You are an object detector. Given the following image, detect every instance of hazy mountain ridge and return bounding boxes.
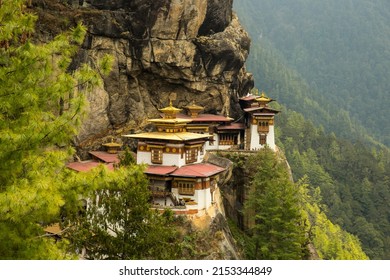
[234,0,390,147]
[234,0,390,259]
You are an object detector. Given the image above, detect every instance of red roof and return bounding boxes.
[170,163,225,178]
[217,123,245,130]
[89,151,120,163]
[145,165,178,176]
[175,113,232,122]
[244,107,280,114]
[66,161,114,172]
[191,114,232,122]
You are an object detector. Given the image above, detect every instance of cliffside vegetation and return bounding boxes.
[249,33,390,260]
[243,37,390,259]
[0,0,106,259]
[63,151,235,260]
[277,108,390,259]
[234,1,390,259]
[224,149,368,260]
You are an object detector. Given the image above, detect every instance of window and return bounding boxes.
[258,120,270,133]
[259,134,267,145]
[185,148,197,163]
[178,181,195,195]
[219,134,237,145]
[151,148,163,164]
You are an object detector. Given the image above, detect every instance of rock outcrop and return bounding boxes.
[32,0,253,154]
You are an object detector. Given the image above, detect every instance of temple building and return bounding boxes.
[239,92,280,151]
[170,101,245,151]
[66,91,279,216]
[123,102,225,215]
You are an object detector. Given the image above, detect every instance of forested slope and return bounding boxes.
[277,108,390,259]
[225,150,368,260]
[234,0,390,147]
[233,0,390,259]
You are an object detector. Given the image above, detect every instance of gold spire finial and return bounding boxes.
[103,137,122,154]
[256,91,272,104]
[159,100,182,119]
[184,101,204,118]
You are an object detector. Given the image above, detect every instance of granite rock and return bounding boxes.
[32,0,254,152]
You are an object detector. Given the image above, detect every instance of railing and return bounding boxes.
[150,189,182,207]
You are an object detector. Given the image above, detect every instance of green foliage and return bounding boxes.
[234,1,390,259]
[117,147,136,167]
[235,0,390,147]
[62,164,227,260]
[296,178,368,260]
[62,165,182,260]
[243,149,308,259]
[226,150,368,260]
[276,107,390,259]
[0,0,100,259]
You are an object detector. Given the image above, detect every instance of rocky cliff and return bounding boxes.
[31,0,253,154]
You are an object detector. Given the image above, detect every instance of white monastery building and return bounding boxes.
[67,92,279,216]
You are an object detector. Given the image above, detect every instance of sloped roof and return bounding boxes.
[161,113,233,122]
[144,163,225,178]
[178,113,233,122]
[145,165,178,176]
[124,131,211,142]
[243,107,280,114]
[66,161,114,172]
[89,151,120,163]
[217,123,245,130]
[170,163,225,178]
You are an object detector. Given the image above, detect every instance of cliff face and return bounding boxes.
[32,0,253,153]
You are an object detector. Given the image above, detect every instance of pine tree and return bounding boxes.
[244,148,307,259]
[62,164,182,260]
[0,0,102,259]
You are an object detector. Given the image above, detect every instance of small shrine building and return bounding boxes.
[239,92,280,151]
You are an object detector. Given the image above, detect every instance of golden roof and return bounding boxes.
[148,118,192,125]
[102,139,122,147]
[123,131,210,142]
[184,101,204,111]
[158,100,182,119]
[255,92,272,103]
[184,101,204,118]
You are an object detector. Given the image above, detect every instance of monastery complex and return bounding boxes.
[67,92,279,216]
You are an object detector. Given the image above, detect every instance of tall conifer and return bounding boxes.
[244,148,307,259]
[0,0,101,259]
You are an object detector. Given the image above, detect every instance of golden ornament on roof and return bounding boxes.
[255,91,272,103]
[184,101,204,118]
[159,100,182,119]
[102,137,122,153]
